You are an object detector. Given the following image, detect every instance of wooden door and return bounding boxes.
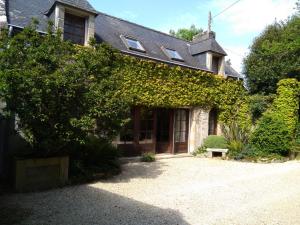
[174,109,189,153]
[156,109,172,153]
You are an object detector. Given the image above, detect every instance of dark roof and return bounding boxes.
[6,0,229,71]
[189,38,227,56]
[7,0,54,31]
[7,0,96,31]
[47,0,98,15]
[94,12,208,70]
[225,62,242,78]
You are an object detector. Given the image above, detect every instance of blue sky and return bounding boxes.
[89,0,297,73]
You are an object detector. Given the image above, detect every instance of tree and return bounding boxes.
[169,25,203,41]
[0,22,129,155]
[243,15,300,94]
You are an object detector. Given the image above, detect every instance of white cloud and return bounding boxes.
[211,0,296,35]
[224,45,249,73]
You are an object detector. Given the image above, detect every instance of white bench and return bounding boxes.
[207,148,228,158]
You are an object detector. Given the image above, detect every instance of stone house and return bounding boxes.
[0,0,242,161]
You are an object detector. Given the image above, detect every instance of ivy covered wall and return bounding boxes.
[117,55,249,126]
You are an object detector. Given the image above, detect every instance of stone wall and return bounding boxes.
[188,107,209,153]
[0,0,7,28]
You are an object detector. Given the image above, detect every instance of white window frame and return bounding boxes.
[120,35,146,53]
[161,46,184,61]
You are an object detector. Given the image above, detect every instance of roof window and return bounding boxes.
[121,35,146,52]
[162,47,184,61]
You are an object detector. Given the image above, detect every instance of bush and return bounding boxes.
[0,23,129,155]
[249,94,275,123]
[203,135,228,149]
[250,114,292,156]
[227,140,244,158]
[249,79,299,158]
[290,123,300,159]
[69,136,121,183]
[141,152,156,162]
[221,121,252,158]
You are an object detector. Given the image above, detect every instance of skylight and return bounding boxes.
[163,47,184,61]
[121,36,146,52]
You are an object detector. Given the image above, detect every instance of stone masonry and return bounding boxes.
[0,0,7,28]
[188,107,209,153]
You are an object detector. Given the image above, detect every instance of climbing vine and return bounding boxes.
[117,55,249,125]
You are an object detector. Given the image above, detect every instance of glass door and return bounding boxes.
[174,109,189,153]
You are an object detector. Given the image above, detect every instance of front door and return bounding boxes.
[156,109,172,153]
[174,109,189,153]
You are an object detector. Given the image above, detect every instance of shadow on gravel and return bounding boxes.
[0,205,32,225]
[110,161,168,183]
[0,185,190,225]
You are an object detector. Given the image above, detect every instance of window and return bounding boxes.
[212,56,220,74]
[122,36,146,52]
[120,110,134,143]
[64,13,86,45]
[139,108,154,142]
[162,47,184,61]
[175,110,188,143]
[208,109,218,135]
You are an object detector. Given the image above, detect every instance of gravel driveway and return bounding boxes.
[1,158,300,225]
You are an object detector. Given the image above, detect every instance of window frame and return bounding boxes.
[138,108,154,144]
[120,35,146,53]
[63,12,87,46]
[161,47,184,62]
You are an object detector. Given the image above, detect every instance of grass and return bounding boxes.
[141,152,156,162]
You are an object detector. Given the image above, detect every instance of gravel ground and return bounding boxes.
[1,158,300,225]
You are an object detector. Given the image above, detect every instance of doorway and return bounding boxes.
[174,109,189,153]
[156,109,172,153]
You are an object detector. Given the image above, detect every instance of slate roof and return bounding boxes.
[190,38,227,56]
[94,12,208,70]
[225,62,242,79]
[7,0,96,31]
[5,0,237,73]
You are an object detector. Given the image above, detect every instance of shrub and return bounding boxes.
[221,121,252,158]
[227,140,244,158]
[290,123,300,159]
[141,152,156,162]
[250,114,292,156]
[203,135,228,149]
[249,94,275,123]
[249,79,299,158]
[221,121,250,144]
[69,136,121,183]
[0,23,129,155]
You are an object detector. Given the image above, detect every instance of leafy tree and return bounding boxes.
[0,22,129,155]
[243,15,300,94]
[169,25,203,41]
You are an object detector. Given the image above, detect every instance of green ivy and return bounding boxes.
[118,55,248,126]
[250,79,300,156]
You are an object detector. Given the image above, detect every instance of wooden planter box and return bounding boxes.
[15,156,69,192]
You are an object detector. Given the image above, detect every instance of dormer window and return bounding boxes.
[162,47,184,61]
[64,13,86,45]
[121,35,146,53]
[212,56,220,74]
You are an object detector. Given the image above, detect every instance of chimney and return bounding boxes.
[192,31,216,43]
[0,0,7,28]
[192,12,216,43]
